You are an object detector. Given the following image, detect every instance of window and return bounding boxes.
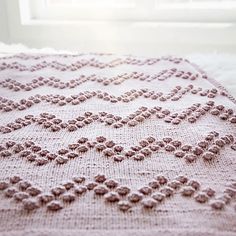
[46,0,136,8]
[20,0,236,23]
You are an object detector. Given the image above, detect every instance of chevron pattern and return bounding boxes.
[0,52,113,61]
[1,101,235,134]
[0,86,222,113]
[0,173,235,212]
[0,56,187,72]
[0,53,236,233]
[0,132,234,165]
[0,69,200,92]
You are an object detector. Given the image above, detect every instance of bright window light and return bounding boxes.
[155,0,236,9]
[20,0,236,23]
[46,0,136,8]
[46,0,236,8]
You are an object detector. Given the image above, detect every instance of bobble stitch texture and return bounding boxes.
[61,193,76,202]
[141,198,157,209]
[14,192,29,201]
[74,186,87,195]
[94,174,106,183]
[210,200,225,210]
[128,192,143,203]
[156,175,168,185]
[47,200,63,211]
[94,185,109,195]
[23,199,39,211]
[138,186,152,195]
[181,186,195,196]
[0,181,9,190]
[104,192,120,202]
[116,186,131,196]
[194,192,209,203]
[152,192,165,202]
[160,186,174,197]
[118,201,131,211]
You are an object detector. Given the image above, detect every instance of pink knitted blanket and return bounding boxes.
[0,53,235,236]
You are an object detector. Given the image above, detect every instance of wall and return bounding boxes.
[0,0,9,43]
[1,0,236,56]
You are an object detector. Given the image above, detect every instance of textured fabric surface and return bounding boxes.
[0,53,236,236]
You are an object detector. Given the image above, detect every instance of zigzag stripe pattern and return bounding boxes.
[0,52,114,60]
[0,173,235,212]
[0,69,200,92]
[0,56,191,72]
[1,101,236,134]
[0,86,222,113]
[0,132,235,165]
[0,52,236,231]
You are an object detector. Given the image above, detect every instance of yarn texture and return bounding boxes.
[0,53,236,236]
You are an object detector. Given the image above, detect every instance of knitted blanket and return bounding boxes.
[0,53,235,236]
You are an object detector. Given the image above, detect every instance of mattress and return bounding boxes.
[0,53,235,236]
